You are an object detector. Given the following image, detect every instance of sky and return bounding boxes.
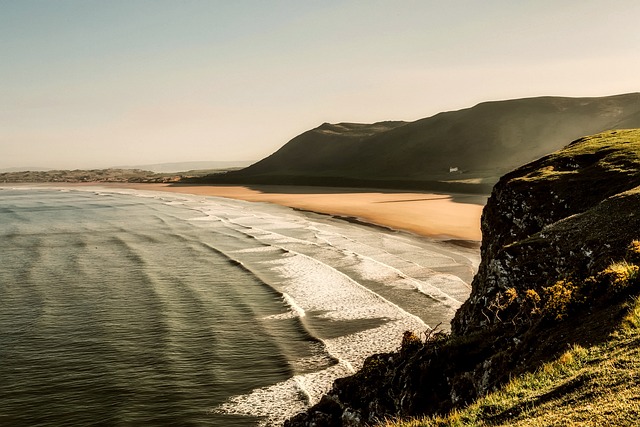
[1,0,639,170]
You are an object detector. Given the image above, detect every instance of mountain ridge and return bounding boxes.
[197,93,640,192]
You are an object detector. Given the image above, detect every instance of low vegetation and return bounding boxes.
[514,129,640,183]
[380,239,640,427]
[380,296,640,427]
[486,241,640,324]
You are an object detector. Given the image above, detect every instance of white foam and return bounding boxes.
[214,363,352,427]
[50,185,478,424]
[187,215,221,221]
[233,246,282,254]
[423,272,472,293]
[268,251,425,323]
[215,215,469,309]
[281,292,306,318]
[213,318,425,426]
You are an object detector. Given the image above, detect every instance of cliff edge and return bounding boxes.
[285,129,640,426]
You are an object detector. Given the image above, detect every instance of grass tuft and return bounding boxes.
[542,279,576,320]
[621,295,640,333]
[600,260,639,293]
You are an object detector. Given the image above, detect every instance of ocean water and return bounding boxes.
[0,186,479,426]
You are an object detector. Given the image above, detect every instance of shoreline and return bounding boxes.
[102,183,486,241]
[1,182,486,241]
[2,181,483,423]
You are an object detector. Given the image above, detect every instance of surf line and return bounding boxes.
[196,207,433,342]
[212,213,430,326]
[198,241,346,370]
[272,246,431,333]
[225,216,463,310]
[199,234,411,375]
[310,227,465,307]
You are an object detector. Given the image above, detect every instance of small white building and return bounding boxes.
[449,166,459,173]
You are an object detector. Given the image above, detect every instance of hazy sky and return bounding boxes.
[1,0,639,169]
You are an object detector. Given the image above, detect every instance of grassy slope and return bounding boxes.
[382,298,640,427]
[512,129,640,184]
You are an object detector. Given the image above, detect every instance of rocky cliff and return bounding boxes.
[454,129,640,334]
[285,129,640,426]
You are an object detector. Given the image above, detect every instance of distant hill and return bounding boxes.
[0,161,253,175]
[0,165,250,184]
[198,93,640,193]
[113,160,254,173]
[0,169,171,183]
[0,166,52,173]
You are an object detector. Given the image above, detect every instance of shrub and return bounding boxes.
[621,295,640,332]
[505,287,518,304]
[542,279,577,320]
[484,288,544,326]
[600,260,639,291]
[510,288,541,324]
[400,331,423,353]
[523,288,542,318]
[359,357,386,381]
[485,287,518,323]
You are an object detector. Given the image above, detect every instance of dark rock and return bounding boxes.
[285,129,640,426]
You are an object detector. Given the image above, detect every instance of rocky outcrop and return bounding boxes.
[453,129,640,334]
[285,129,640,426]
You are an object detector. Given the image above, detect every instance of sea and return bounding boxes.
[0,186,479,426]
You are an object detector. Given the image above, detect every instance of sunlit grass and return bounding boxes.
[514,129,640,183]
[379,297,640,427]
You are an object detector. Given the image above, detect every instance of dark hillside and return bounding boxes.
[239,121,407,176]
[199,93,640,192]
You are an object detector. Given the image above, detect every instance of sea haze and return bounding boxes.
[0,186,478,426]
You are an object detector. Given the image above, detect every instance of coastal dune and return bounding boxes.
[114,183,486,241]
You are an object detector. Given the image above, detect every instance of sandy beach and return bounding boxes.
[99,183,486,241]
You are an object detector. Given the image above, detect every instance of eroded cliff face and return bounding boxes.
[286,130,640,427]
[453,130,640,335]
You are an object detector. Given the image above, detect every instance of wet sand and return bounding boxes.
[104,183,486,241]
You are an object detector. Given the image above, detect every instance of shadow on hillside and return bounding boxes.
[244,184,490,205]
[179,170,496,199]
